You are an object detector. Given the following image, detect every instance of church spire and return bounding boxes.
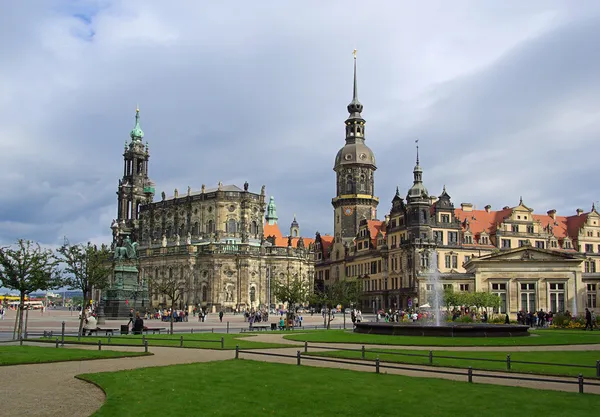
[130,107,144,142]
[345,49,365,143]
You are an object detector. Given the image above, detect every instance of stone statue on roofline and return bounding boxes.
[186,232,192,245]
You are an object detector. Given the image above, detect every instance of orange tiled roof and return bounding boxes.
[367,220,386,247]
[454,206,592,246]
[320,235,334,255]
[263,222,315,248]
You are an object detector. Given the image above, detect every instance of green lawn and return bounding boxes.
[80,360,600,417]
[305,348,600,378]
[0,345,149,366]
[284,329,600,346]
[34,333,291,350]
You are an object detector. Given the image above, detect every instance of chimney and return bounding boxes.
[461,203,473,212]
[484,205,491,213]
[576,208,584,216]
[503,206,510,210]
[547,209,556,219]
[430,196,438,205]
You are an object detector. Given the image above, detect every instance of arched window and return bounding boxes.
[193,222,199,236]
[250,287,256,303]
[359,175,366,192]
[207,220,214,233]
[179,224,185,237]
[251,221,258,235]
[335,266,340,280]
[345,175,353,193]
[292,229,298,237]
[227,219,237,233]
[202,285,207,302]
[166,226,172,238]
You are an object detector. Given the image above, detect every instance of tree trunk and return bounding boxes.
[170,302,174,335]
[78,293,88,337]
[16,294,25,340]
[12,305,20,340]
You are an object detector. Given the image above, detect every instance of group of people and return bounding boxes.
[516,310,554,327]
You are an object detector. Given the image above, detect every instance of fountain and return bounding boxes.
[428,250,443,326]
[354,249,529,337]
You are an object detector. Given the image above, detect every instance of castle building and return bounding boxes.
[314,56,600,317]
[110,110,314,312]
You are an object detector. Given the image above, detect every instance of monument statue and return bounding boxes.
[201,184,206,193]
[260,185,265,195]
[161,191,166,201]
[186,232,192,245]
[218,181,223,191]
[175,234,181,246]
[174,188,179,198]
[243,181,249,191]
[162,234,167,247]
[113,236,138,260]
[187,186,191,196]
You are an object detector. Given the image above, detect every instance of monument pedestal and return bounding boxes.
[103,262,150,320]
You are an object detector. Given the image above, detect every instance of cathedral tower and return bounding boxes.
[332,51,379,244]
[114,108,155,241]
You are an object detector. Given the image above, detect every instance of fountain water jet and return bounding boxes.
[428,250,443,326]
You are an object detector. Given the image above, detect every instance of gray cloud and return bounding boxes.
[1,0,599,246]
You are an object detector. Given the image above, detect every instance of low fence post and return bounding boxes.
[191,328,194,334]
[144,340,148,353]
[180,336,184,348]
[61,321,65,346]
[221,337,224,349]
[376,357,380,374]
[235,345,239,359]
[98,340,102,351]
[227,321,230,334]
[108,335,111,344]
[211,328,214,333]
[596,360,600,378]
[506,354,511,371]
[142,335,145,345]
[361,345,366,360]
[578,374,584,394]
[429,350,433,365]
[55,337,59,348]
[468,367,473,383]
[304,341,308,353]
[19,337,23,346]
[24,331,28,339]
[297,350,301,366]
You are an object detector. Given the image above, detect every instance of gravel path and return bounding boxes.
[0,343,230,417]
[2,334,600,417]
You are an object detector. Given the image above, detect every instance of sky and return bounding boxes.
[1,0,599,248]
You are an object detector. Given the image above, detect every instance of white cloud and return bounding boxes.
[1,0,600,246]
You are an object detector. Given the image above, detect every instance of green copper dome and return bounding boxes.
[130,108,144,141]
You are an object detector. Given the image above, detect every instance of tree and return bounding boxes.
[0,240,59,339]
[310,280,361,329]
[271,273,309,328]
[55,239,112,337]
[154,265,191,334]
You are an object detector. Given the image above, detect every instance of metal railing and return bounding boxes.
[234,346,600,394]
[300,343,600,377]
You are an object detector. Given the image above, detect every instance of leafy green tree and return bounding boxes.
[154,265,191,334]
[310,280,361,329]
[0,240,59,339]
[271,273,309,328]
[55,240,112,336]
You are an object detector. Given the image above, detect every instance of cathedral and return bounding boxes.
[314,54,600,317]
[109,109,314,312]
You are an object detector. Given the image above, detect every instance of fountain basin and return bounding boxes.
[354,322,530,337]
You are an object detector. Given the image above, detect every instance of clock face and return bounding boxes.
[343,207,354,216]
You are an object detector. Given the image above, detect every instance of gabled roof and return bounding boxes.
[263,222,314,248]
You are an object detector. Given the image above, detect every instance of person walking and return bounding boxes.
[585,308,593,331]
[219,310,224,323]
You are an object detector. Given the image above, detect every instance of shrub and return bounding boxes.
[458,315,474,323]
[551,313,570,327]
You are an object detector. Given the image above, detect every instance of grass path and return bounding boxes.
[0,345,149,366]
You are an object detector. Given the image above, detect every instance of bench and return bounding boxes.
[87,328,118,336]
[143,327,166,334]
[251,325,269,331]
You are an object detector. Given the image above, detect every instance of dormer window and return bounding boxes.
[441,214,450,223]
[564,240,572,249]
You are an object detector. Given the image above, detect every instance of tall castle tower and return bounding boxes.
[332,51,379,244]
[113,108,155,242]
[405,143,431,241]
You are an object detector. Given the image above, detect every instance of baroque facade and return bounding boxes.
[110,109,314,312]
[314,55,600,317]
